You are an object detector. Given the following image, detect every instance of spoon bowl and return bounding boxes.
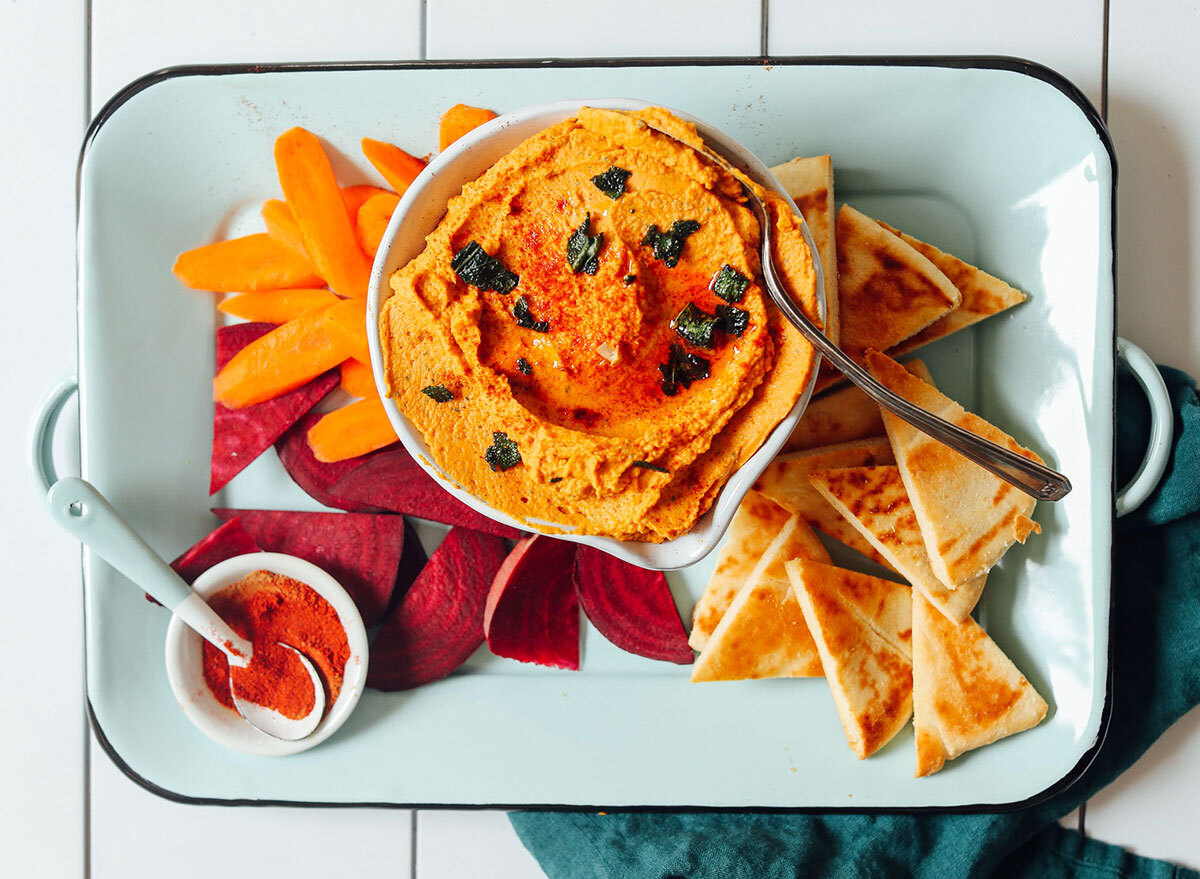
[231,643,327,742]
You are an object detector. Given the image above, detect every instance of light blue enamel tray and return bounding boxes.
[70,59,1115,809]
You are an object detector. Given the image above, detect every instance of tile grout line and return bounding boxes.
[411,811,419,879]
[1100,0,1109,121]
[760,0,769,57]
[82,0,93,874]
[418,0,428,61]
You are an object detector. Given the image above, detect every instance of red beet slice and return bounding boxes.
[330,450,523,539]
[391,518,428,609]
[211,323,339,494]
[484,536,580,670]
[573,546,693,664]
[170,517,262,584]
[367,526,508,691]
[274,410,401,511]
[213,508,406,627]
[148,517,263,603]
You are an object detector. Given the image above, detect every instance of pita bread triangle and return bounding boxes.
[834,205,961,364]
[864,350,1042,588]
[770,155,839,347]
[912,590,1048,776]
[689,491,792,652]
[691,516,829,682]
[809,466,986,624]
[754,437,896,569]
[784,359,933,452]
[786,559,913,758]
[876,220,1027,358]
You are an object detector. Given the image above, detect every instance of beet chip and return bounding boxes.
[368,526,508,691]
[213,508,406,627]
[484,536,580,670]
[275,410,402,511]
[573,546,693,664]
[392,518,429,608]
[211,323,338,494]
[330,450,522,539]
[167,517,261,589]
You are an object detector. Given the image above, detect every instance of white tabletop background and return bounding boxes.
[3,0,1198,875]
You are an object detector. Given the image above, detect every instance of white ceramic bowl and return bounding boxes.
[366,98,826,570]
[164,552,369,756]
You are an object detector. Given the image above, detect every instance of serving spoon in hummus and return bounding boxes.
[642,119,1072,502]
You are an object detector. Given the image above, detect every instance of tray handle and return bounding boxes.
[30,374,78,494]
[1115,338,1173,517]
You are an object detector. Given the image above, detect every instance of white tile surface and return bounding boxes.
[1108,0,1200,377]
[89,738,415,876]
[90,0,423,111]
[768,0,1105,111]
[1082,709,1200,870]
[427,0,762,59]
[417,811,545,879]
[0,0,87,876]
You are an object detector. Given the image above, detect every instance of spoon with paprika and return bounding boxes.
[44,476,327,741]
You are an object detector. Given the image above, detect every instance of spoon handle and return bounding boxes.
[45,476,253,661]
[754,207,1072,502]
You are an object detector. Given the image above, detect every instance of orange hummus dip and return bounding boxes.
[379,106,820,542]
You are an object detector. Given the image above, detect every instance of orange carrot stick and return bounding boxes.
[341,184,391,221]
[274,127,372,298]
[213,304,350,408]
[261,199,307,256]
[361,138,427,196]
[307,396,398,463]
[217,288,340,324]
[356,192,401,258]
[322,296,371,365]
[173,233,322,292]
[340,357,377,398]
[439,104,497,152]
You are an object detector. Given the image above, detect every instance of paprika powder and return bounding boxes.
[202,569,350,720]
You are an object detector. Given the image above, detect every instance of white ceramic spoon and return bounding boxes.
[44,476,325,741]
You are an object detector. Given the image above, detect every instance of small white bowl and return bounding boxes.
[366,98,826,570]
[164,552,369,757]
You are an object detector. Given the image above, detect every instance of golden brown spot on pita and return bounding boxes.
[961,507,1018,563]
[795,191,828,218]
[898,628,911,644]
[992,482,1013,507]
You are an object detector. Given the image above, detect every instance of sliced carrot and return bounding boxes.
[322,296,371,365]
[173,233,322,292]
[217,288,340,324]
[356,192,401,258]
[260,199,307,256]
[341,184,392,221]
[439,104,497,152]
[274,127,373,298]
[213,304,350,408]
[307,396,399,463]
[361,138,427,196]
[340,358,377,398]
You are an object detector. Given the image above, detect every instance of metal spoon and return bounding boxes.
[44,476,326,740]
[644,119,1071,502]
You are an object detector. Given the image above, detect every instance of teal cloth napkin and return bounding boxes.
[509,365,1200,879]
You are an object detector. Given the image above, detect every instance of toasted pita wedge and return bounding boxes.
[784,359,934,452]
[691,516,829,682]
[689,492,792,651]
[809,466,985,623]
[787,559,913,758]
[835,205,960,363]
[864,350,1042,587]
[876,221,1027,357]
[771,155,839,346]
[912,590,1048,776]
[754,437,896,568]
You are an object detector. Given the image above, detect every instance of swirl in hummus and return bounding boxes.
[379,106,820,542]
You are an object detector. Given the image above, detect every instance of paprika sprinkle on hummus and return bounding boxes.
[379,106,821,542]
[201,569,350,720]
